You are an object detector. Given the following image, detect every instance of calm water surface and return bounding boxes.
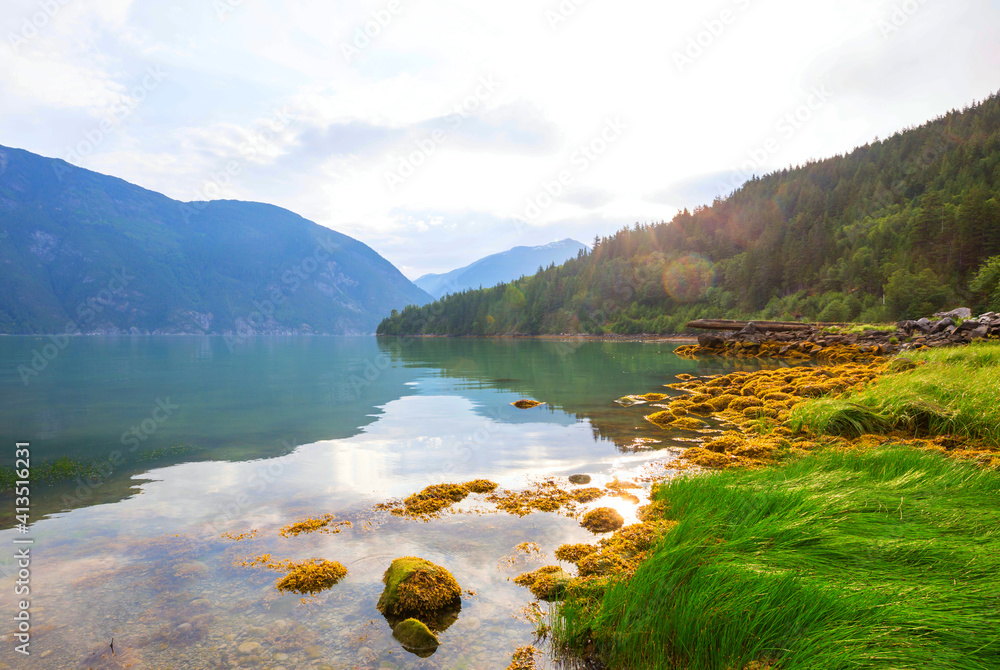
[0,337,790,669]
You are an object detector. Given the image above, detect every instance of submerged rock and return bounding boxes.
[377,557,462,626]
[568,474,592,485]
[512,399,544,409]
[581,507,625,533]
[506,645,541,670]
[392,618,439,657]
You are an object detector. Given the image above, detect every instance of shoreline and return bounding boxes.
[545,339,1000,669]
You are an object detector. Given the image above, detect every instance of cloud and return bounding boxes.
[0,0,998,276]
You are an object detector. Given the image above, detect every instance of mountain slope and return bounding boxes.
[414,239,588,299]
[0,145,432,335]
[379,93,1000,336]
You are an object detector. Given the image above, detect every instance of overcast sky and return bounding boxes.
[1,1,998,278]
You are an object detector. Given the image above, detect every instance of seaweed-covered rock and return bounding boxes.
[513,565,573,601]
[377,557,462,625]
[506,645,541,670]
[581,507,625,533]
[512,399,544,409]
[392,618,439,657]
[275,559,347,594]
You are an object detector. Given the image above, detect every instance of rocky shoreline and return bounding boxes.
[676,309,1000,360]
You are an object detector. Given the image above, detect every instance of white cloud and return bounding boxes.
[0,0,997,276]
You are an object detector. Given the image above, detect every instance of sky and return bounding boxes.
[1,1,998,278]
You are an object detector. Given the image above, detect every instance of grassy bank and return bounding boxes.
[553,447,1000,669]
[790,343,1000,445]
[551,344,1000,669]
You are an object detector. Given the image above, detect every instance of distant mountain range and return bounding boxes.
[414,239,588,299]
[0,145,432,335]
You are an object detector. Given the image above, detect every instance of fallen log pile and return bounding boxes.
[676,309,1000,360]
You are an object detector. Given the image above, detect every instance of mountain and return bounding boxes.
[379,93,1000,337]
[0,145,432,335]
[414,239,588,299]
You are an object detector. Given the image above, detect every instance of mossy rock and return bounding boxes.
[392,618,439,657]
[377,557,462,627]
[581,507,625,533]
[568,473,591,485]
[513,565,573,601]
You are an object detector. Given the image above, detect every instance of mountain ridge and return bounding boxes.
[414,238,588,299]
[0,144,432,335]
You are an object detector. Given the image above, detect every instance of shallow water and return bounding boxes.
[0,336,793,669]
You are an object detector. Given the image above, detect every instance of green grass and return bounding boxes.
[553,447,1000,669]
[790,342,1000,444]
[820,323,898,334]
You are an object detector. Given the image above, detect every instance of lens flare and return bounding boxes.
[662,255,716,303]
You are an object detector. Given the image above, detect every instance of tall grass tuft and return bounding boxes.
[790,342,1000,445]
[553,447,1000,669]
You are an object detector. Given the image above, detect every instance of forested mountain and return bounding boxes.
[379,93,1000,336]
[0,145,432,335]
[414,239,588,299]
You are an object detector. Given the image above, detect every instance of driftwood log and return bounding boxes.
[686,319,848,332]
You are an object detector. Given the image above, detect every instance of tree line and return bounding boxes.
[379,92,1000,337]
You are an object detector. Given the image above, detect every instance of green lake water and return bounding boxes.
[0,336,792,669]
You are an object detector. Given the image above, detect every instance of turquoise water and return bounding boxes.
[0,336,786,669]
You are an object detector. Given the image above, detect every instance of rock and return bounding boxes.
[957,319,979,331]
[934,307,972,320]
[513,565,573,601]
[581,507,625,533]
[568,474,591,485]
[376,557,462,625]
[930,317,954,335]
[915,317,932,331]
[970,325,989,340]
[237,641,261,654]
[697,333,724,348]
[392,618,439,657]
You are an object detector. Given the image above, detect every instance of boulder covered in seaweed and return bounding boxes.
[581,507,625,533]
[512,399,544,409]
[391,618,439,657]
[513,565,573,601]
[377,557,462,627]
